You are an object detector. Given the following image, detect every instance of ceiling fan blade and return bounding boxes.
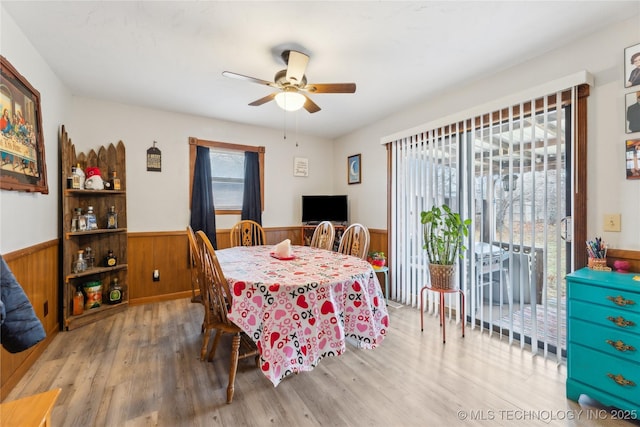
[285,50,309,85]
[222,71,276,87]
[249,93,277,106]
[302,95,321,114]
[304,83,356,93]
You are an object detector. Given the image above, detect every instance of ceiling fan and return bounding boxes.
[222,50,356,113]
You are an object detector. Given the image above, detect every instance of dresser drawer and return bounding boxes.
[568,343,640,405]
[569,318,639,363]
[569,300,640,332]
[570,280,639,313]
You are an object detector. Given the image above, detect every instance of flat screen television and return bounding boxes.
[301,195,348,224]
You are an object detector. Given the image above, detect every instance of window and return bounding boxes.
[189,138,265,214]
[210,148,244,210]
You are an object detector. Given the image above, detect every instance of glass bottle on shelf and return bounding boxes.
[84,246,94,269]
[73,287,84,315]
[73,250,87,273]
[106,206,118,229]
[104,249,117,267]
[109,171,121,190]
[71,208,81,232]
[77,208,87,231]
[72,163,85,189]
[108,278,123,304]
[85,206,98,230]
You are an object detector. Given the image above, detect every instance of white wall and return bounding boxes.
[336,14,640,250]
[2,3,639,254]
[1,3,334,253]
[67,97,334,231]
[0,7,71,253]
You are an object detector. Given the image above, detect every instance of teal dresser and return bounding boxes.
[567,268,640,414]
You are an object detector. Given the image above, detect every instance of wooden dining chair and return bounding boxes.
[229,220,266,247]
[186,225,203,304]
[337,223,370,260]
[309,221,335,251]
[195,230,259,404]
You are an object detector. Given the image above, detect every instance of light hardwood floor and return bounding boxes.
[4,299,638,427]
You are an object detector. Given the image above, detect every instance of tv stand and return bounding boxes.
[301,224,346,250]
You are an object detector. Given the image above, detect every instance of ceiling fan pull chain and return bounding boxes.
[295,110,300,147]
[283,108,287,140]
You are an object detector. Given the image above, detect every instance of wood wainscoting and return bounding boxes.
[606,248,640,273]
[1,240,59,401]
[127,231,192,304]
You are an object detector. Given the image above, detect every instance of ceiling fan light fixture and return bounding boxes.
[275,91,305,111]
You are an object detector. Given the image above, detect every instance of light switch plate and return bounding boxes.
[603,214,621,232]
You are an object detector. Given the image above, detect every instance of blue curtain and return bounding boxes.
[241,151,262,224]
[190,146,217,248]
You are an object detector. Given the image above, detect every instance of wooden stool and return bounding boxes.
[420,285,465,343]
[0,388,61,427]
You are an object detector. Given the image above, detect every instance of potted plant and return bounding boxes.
[367,251,386,269]
[420,204,472,289]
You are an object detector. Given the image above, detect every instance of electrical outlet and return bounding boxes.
[153,269,160,281]
[603,213,621,232]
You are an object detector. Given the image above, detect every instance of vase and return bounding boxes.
[372,259,386,269]
[428,263,456,290]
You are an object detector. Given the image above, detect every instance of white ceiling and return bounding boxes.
[3,1,638,139]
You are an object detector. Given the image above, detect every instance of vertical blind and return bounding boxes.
[385,72,592,361]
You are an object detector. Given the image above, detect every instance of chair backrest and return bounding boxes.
[337,223,370,259]
[309,221,335,250]
[196,230,233,326]
[186,225,204,301]
[230,220,266,247]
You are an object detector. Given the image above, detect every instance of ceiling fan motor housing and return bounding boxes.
[275,69,306,88]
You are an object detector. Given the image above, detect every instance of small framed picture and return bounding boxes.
[626,139,640,180]
[293,157,308,177]
[347,153,361,184]
[624,43,640,88]
[625,91,640,133]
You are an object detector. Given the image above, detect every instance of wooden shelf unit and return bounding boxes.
[60,125,128,330]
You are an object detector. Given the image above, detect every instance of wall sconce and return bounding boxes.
[275,89,305,111]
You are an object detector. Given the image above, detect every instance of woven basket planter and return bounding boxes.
[428,263,456,290]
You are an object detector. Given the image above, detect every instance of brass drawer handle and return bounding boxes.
[606,339,637,352]
[607,316,636,328]
[607,295,636,307]
[607,373,636,387]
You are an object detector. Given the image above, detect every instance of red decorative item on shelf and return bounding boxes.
[613,260,631,273]
[367,252,386,270]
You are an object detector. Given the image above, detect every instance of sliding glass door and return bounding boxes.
[389,87,583,360]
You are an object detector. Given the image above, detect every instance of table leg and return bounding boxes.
[460,289,465,338]
[420,286,426,331]
[440,291,446,343]
[384,270,389,303]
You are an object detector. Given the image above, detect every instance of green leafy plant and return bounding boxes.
[420,204,472,265]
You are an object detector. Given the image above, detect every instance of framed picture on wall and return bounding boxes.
[624,43,640,88]
[625,91,640,134]
[626,139,640,180]
[0,55,48,194]
[347,153,361,184]
[293,157,308,177]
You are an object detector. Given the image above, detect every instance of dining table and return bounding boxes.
[216,244,389,386]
